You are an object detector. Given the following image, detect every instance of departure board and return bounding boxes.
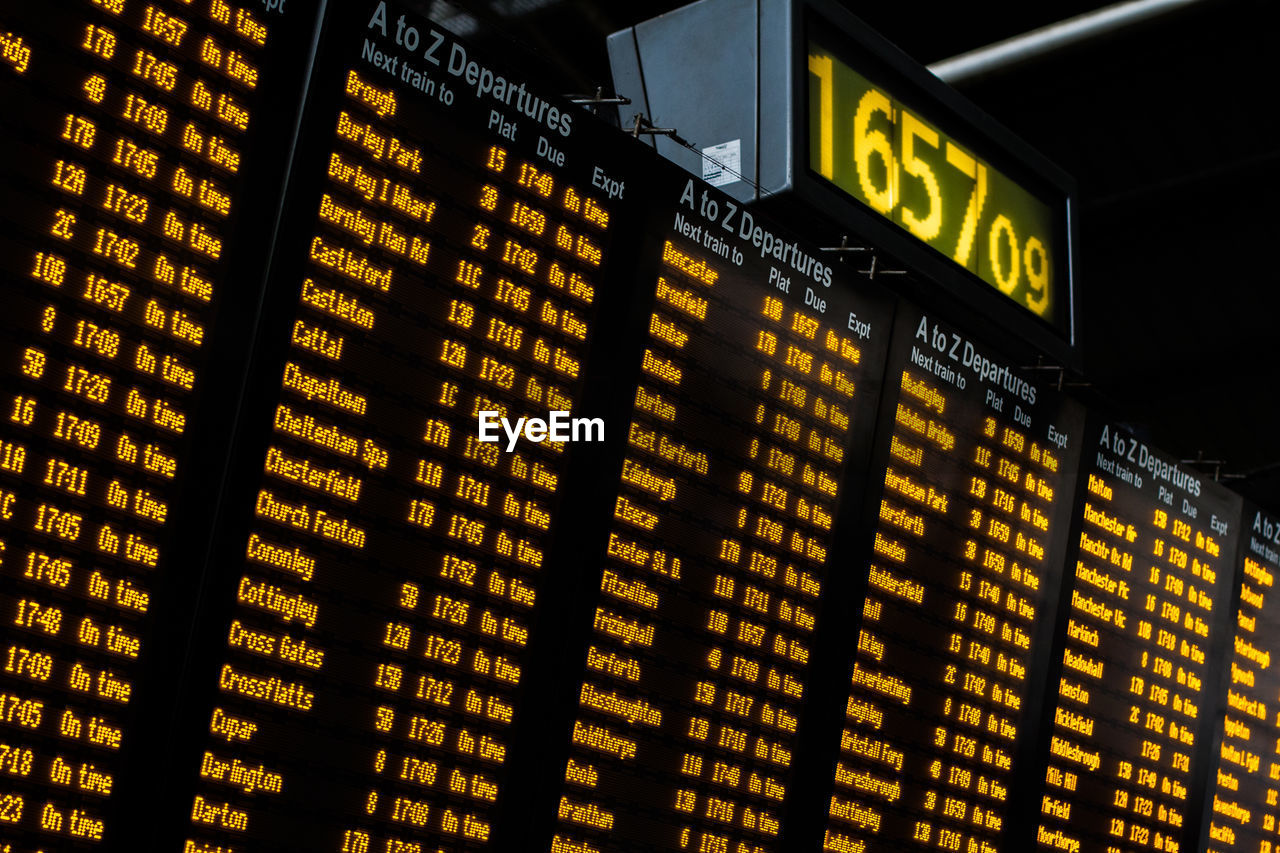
[542,163,894,852]
[162,1,658,849]
[2,3,1278,852]
[1198,504,1280,852]
[1032,423,1240,853]
[816,308,1085,853]
[0,1,318,848]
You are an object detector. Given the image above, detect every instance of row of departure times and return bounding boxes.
[1034,424,1238,852]
[821,309,1085,853]
[178,18,617,847]
[549,191,893,852]
[0,0,293,847]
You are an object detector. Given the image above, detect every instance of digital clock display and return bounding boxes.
[807,35,1062,327]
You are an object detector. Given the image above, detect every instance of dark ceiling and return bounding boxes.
[432,0,1280,506]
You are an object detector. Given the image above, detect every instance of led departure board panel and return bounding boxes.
[817,308,1085,853]
[545,170,893,852]
[1198,504,1280,852]
[0,0,317,847]
[1032,424,1239,853]
[167,2,641,849]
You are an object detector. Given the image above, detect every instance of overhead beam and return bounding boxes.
[928,0,1212,85]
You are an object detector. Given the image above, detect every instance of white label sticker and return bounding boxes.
[701,139,742,187]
